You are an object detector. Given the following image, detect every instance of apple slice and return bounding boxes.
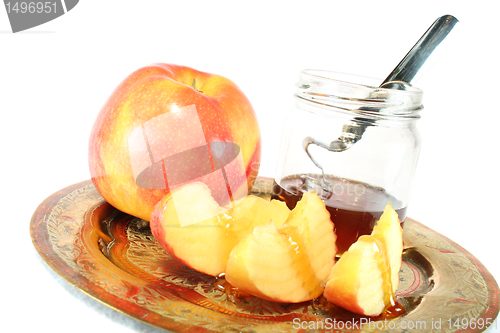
[323,235,392,316]
[150,182,236,276]
[150,181,291,276]
[225,223,324,303]
[371,203,403,293]
[270,199,291,224]
[225,191,337,302]
[285,191,337,283]
[221,195,290,242]
[323,203,403,316]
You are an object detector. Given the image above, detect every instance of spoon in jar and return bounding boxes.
[381,14,459,89]
[306,14,459,153]
[303,14,459,189]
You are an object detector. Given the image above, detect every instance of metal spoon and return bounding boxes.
[303,15,459,187]
[381,14,459,88]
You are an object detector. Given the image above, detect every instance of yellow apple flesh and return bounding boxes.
[150,181,291,276]
[323,203,403,316]
[324,235,391,316]
[371,203,403,292]
[225,223,324,303]
[225,191,337,303]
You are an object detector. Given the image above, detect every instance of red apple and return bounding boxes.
[89,64,261,221]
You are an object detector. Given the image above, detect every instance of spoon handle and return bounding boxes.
[381,15,459,86]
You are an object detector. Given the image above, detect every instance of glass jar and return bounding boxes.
[273,70,423,253]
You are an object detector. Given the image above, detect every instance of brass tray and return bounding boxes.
[31,178,499,332]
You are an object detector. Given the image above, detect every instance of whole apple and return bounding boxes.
[89,64,261,221]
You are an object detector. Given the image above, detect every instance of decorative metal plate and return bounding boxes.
[31,178,499,332]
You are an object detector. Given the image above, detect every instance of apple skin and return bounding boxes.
[323,203,403,316]
[89,64,261,221]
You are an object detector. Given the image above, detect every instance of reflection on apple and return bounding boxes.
[89,64,261,221]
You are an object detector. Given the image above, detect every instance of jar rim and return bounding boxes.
[297,69,423,118]
[300,69,423,93]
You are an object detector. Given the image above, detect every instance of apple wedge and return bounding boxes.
[150,182,234,276]
[150,181,291,276]
[323,235,391,316]
[323,203,403,316]
[222,194,290,242]
[285,191,337,283]
[371,203,403,292]
[225,191,337,302]
[225,223,324,303]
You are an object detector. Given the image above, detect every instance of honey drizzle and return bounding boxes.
[214,274,251,299]
[373,236,395,315]
[213,274,406,319]
[380,300,407,319]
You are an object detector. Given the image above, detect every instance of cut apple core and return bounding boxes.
[323,203,403,316]
[225,191,337,303]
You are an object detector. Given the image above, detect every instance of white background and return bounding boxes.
[1,1,499,332]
